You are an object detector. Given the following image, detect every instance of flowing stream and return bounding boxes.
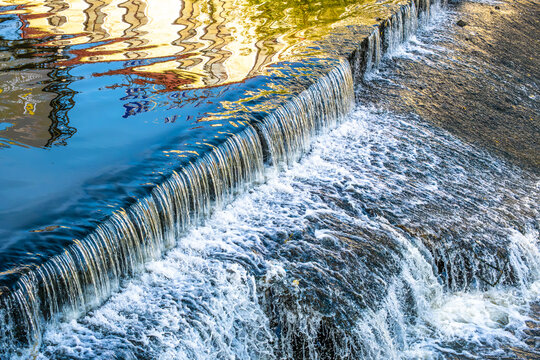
[33,100,539,360]
[0,0,538,358]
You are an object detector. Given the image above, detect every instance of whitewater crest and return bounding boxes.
[31,105,540,359]
[0,55,355,357]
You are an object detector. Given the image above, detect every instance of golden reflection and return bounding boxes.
[0,70,56,148]
[0,0,396,90]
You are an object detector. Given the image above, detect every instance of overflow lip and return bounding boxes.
[0,0,441,352]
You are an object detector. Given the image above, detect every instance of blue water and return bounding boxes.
[1,0,538,358]
[0,0,372,285]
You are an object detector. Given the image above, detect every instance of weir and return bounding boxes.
[0,36,357,355]
[0,125,267,348]
[2,0,533,357]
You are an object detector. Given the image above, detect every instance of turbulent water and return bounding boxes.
[2,0,539,359]
[30,8,540,356]
[32,105,539,359]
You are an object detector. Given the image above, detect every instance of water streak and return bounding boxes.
[256,59,354,166]
[0,125,265,353]
[30,104,539,359]
[3,0,524,358]
[0,55,356,356]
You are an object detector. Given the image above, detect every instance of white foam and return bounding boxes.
[31,5,540,355]
[34,102,539,359]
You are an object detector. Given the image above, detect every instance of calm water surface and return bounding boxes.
[0,0,401,285]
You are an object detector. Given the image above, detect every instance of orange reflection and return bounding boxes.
[0,0,394,90]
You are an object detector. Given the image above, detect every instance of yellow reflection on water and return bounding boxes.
[0,70,56,148]
[0,0,395,90]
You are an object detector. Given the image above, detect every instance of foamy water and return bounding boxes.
[31,103,539,359]
[13,0,538,358]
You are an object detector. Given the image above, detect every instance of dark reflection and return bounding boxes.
[44,66,77,147]
[0,41,76,148]
[0,69,53,148]
[0,4,79,148]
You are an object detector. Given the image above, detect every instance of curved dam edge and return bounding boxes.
[0,0,440,353]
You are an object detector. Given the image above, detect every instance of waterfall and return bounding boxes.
[0,0,465,356]
[359,0,438,79]
[0,126,265,353]
[255,59,354,166]
[319,225,539,359]
[363,29,382,75]
[38,102,537,360]
[0,54,355,358]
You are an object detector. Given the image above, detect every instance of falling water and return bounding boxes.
[255,60,354,166]
[382,0,421,57]
[29,105,539,359]
[356,0,434,78]
[0,125,266,352]
[0,55,355,357]
[1,0,432,355]
[2,0,538,358]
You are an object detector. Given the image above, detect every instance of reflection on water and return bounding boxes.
[0,0,404,327]
[0,58,77,148]
[0,0,390,148]
[1,0,379,88]
[0,69,55,148]
[0,0,393,282]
